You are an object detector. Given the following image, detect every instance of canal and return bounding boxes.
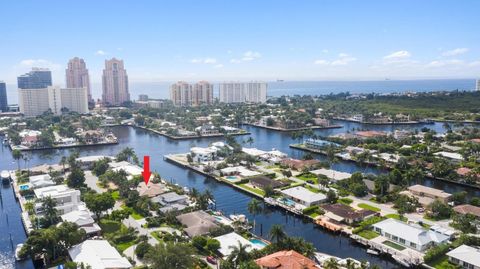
[1,120,479,269]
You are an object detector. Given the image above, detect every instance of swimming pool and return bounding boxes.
[19,184,30,191]
[225,176,239,181]
[281,198,295,207]
[250,238,268,248]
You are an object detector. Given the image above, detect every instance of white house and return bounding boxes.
[214,232,264,257]
[28,174,55,189]
[109,161,144,179]
[68,240,132,269]
[446,244,480,269]
[60,207,101,235]
[433,151,463,162]
[34,185,83,215]
[280,186,327,207]
[311,168,352,182]
[190,146,218,163]
[372,218,449,252]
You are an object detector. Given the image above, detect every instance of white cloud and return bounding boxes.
[214,64,224,69]
[19,59,60,70]
[383,50,411,60]
[190,57,217,64]
[314,59,329,65]
[442,48,469,57]
[230,51,262,63]
[322,49,329,53]
[469,61,480,67]
[95,50,106,55]
[426,59,464,68]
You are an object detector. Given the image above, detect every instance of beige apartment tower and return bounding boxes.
[66,57,92,103]
[102,58,130,106]
[170,81,214,106]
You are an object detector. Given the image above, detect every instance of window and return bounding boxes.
[399,239,405,244]
[410,242,416,248]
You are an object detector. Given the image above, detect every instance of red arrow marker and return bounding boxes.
[142,155,151,185]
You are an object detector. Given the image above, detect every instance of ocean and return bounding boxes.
[4,79,476,104]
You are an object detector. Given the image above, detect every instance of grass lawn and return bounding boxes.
[238,184,265,197]
[382,240,406,251]
[309,212,320,218]
[358,203,381,212]
[111,190,120,200]
[121,205,145,220]
[304,185,321,193]
[357,230,379,240]
[297,173,318,184]
[428,255,459,269]
[385,214,407,222]
[338,198,353,205]
[116,241,135,252]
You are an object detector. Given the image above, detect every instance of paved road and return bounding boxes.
[84,171,106,193]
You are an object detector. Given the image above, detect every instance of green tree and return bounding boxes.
[67,166,85,188]
[41,196,59,227]
[206,238,221,253]
[144,242,195,269]
[84,192,115,219]
[269,224,286,243]
[12,149,23,170]
[248,198,262,231]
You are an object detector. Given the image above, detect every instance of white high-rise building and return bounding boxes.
[18,86,89,117]
[18,88,50,117]
[66,57,92,104]
[48,86,89,115]
[219,82,267,103]
[476,79,480,91]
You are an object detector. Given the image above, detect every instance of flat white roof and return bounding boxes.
[447,245,480,267]
[77,155,112,163]
[373,219,449,246]
[69,240,131,269]
[433,151,463,160]
[310,168,351,181]
[220,166,261,177]
[214,232,262,257]
[110,161,143,176]
[281,186,327,204]
[34,185,77,199]
[242,147,267,157]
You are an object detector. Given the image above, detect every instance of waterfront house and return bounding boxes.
[214,232,263,257]
[176,210,219,237]
[220,166,262,178]
[190,146,218,163]
[195,124,220,135]
[321,203,378,224]
[109,161,144,179]
[446,244,480,269]
[68,240,132,269]
[77,130,104,144]
[372,218,449,252]
[255,250,318,269]
[60,208,101,236]
[355,130,387,139]
[402,184,452,206]
[76,155,112,170]
[28,174,55,189]
[136,182,167,197]
[34,185,83,215]
[304,138,340,150]
[152,191,189,206]
[249,176,287,189]
[29,163,64,175]
[310,168,352,182]
[280,186,326,208]
[280,158,320,171]
[453,204,480,219]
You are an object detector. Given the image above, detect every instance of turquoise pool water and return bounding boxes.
[282,198,295,206]
[19,185,30,191]
[250,238,268,248]
[225,176,238,181]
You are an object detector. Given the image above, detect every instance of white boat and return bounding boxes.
[15,243,24,260]
[367,249,379,255]
[1,170,10,183]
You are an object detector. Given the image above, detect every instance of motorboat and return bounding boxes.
[15,243,24,260]
[367,249,379,255]
[1,170,10,184]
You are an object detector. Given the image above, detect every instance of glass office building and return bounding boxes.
[17,68,52,89]
[0,81,7,112]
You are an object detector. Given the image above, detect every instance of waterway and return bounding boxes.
[1,120,479,269]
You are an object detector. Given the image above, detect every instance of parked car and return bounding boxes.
[207,256,217,265]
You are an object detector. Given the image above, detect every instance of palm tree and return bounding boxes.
[247,198,262,231]
[12,149,22,170]
[227,242,250,266]
[59,156,67,172]
[323,258,340,269]
[269,224,286,243]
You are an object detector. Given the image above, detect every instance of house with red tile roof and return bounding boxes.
[255,250,319,269]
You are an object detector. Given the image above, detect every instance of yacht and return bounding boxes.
[15,244,24,261]
[1,170,10,184]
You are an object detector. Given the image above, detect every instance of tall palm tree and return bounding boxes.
[269,224,286,243]
[227,242,250,266]
[247,198,262,231]
[12,149,22,170]
[59,156,67,172]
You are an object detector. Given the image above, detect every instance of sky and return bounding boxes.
[1,0,480,85]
